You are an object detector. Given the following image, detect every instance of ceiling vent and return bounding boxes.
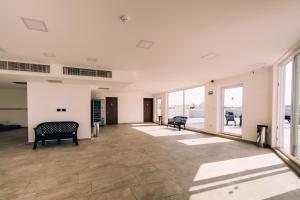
[98,87,110,90]
[0,60,50,73]
[47,80,63,83]
[136,40,154,49]
[63,66,112,78]
[13,82,27,85]
[21,17,48,32]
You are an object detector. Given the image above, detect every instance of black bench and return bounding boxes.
[33,121,79,149]
[167,116,187,131]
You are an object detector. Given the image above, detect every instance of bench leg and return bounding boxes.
[42,139,45,146]
[33,140,38,150]
[57,139,61,145]
[73,136,79,146]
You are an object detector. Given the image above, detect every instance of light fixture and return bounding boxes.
[21,17,48,32]
[43,52,55,57]
[47,80,63,83]
[201,53,219,60]
[87,57,97,62]
[136,40,155,49]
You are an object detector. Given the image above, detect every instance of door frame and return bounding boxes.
[221,84,244,137]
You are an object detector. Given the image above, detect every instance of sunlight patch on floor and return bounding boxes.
[189,167,289,192]
[189,170,300,200]
[177,137,233,146]
[132,125,196,137]
[193,153,283,181]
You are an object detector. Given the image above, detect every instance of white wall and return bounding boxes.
[27,82,91,142]
[205,67,273,142]
[154,67,273,143]
[0,88,27,127]
[92,91,153,123]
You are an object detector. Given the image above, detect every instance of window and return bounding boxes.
[156,98,162,122]
[277,54,300,159]
[282,61,293,153]
[168,91,184,118]
[184,87,205,129]
[168,86,205,129]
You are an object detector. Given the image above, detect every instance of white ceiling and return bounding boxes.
[0,0,300,93]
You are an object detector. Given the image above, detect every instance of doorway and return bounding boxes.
[106,97,118,125]
[222,85,243,136]
[144,98,153,122]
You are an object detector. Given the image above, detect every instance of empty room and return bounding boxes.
[1,0,300,199]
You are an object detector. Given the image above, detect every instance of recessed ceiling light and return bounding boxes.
[87,57,97,62]
[21,17,48,32]
[98,87,109,90]
[13,82,27,85]
[47,80,63,83]
[43,52,55,57]
[136,40,154,49]
[201,53,219,60]
[0,47,5,52]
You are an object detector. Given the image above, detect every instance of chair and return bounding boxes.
[225,111,236,126]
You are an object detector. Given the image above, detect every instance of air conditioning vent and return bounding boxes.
[63,66,112,78]
[0,60,50,73]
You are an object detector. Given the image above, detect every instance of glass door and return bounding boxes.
[156,98,162,123]
[223,86,243,136]
[278,54,300,159]
[282,61,293,153]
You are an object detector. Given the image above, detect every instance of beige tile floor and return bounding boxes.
[0,124,300,200]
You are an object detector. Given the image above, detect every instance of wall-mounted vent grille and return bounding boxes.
[63,67,112,78]
[0,60,50,73]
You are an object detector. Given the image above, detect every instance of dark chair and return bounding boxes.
[285,115,291,123]
[167,116,187,131]
[225,111,236,126]
[33,121,79,149]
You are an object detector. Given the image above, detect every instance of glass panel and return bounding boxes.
[184,86,205,129]
[168,91,184,118]
[156,99,162,122]
[223,86,243,135]
[283,61,293,153]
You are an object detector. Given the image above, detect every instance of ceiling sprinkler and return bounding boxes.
[120,15,130,23]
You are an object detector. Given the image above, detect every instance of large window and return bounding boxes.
[156,98,162,122]
[184,87,205,129]
[168,91,184,118]
[282,61,293,153]
[168,86,205,129]
[278,54,300,159]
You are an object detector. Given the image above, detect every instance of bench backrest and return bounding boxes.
[35,121,79,135]
[174,116,188,124]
